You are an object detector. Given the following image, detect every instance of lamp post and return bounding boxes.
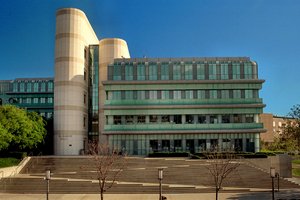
[276,172,280,192]
[45,170,51,200]
[270,167,275,200]
[158,168,163,200]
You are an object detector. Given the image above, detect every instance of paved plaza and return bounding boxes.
[1,190,300,200]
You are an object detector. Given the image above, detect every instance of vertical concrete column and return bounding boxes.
[206,139,211,150]
[98,38,130,144]
[255,133,260,152]
[254,114,259,123]
[194,115,198,124]
[145,115,150,123]
[182,115,186,124]
[54,8,98,155]
[206,115,210,124]
[242,137,247,152]
[108,116,114,125]
[217,115,222,123]
[182,140,186,151]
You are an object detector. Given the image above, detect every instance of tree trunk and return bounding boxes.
[100,192,103,200]
[216,187,219,200]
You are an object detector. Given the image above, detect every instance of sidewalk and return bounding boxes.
[1,190,300,200]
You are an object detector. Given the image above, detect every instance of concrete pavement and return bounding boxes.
[1,190,300,200]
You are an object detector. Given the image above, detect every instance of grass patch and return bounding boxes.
[292,159,300,164]
[0,157,20,168]
[293,168,300,177]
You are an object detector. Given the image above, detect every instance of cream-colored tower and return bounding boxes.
[98,39,130,142]
[54,8,98,155]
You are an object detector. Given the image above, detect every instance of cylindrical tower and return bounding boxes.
[98,38,130,143]
[54,8,98,155]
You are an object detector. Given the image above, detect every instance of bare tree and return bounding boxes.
[86,142,126,200]
[205,151,241,200]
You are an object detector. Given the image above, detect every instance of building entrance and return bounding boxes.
[186,139,195,154]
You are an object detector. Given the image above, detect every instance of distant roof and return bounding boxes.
[14,77,53,81]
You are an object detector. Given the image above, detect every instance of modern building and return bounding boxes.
[0,78,54,118]
[104,57,265,155]
[2,8,268,156]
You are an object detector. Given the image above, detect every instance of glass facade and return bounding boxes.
[108,59,258,81]
[108,133,259,155]
[88,45,99,139]
[104,58,264,155]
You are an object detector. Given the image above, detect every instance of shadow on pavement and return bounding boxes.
[227,190,300,200]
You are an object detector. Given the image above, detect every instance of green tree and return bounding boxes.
[269,104,300,152]
[0,105,46,151]
[0,123,12,150]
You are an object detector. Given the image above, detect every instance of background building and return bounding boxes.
[260,113,294,144]
[0,78,54,118]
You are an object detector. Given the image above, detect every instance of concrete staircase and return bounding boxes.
[0,156,299,194]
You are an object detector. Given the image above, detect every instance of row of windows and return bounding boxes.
[40,112,53,119]
[107,89,258,100]
[108,62,257,81]
[13,81,54,93]
[17,97,53,104]
[108,114,256,125]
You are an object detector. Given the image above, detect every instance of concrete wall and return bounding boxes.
[98,38,130,143]
[247,154,292,178]
[54,8,98,155]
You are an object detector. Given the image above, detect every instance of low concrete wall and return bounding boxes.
[0,157,31,179]
[246,154,292,178]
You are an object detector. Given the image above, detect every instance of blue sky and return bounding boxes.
[0,0,299,116]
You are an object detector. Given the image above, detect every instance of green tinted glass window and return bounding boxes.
[244,63,253,79]
[232,63,240,79]
[220,64,229,80]
[173,90,181,99]
[161,90,169,99]
[26,83,32,92]
[125,64,133,80]
[149,64,157,80]
[149,91,157,99]
[33,82,39,92]
[113,65,121,80]
[245,90,253,98]
[185,90,193,99]
[13,82,18,92]
[48,82,53,92]
[197,90,205,99]
[161,63,169,80]
[173,63,181,80]
[125,91,133,99]
[112,91,121,100]
[197,64,205,80]
[137,91,145,99]
[233,90,241,98]
[41,82,46,92]
[209,64,217,80]
[184,63,193,80]
[209,90,218,99]
[20,82,25,92]
[221,90,230,98]
[137,64,145,80]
